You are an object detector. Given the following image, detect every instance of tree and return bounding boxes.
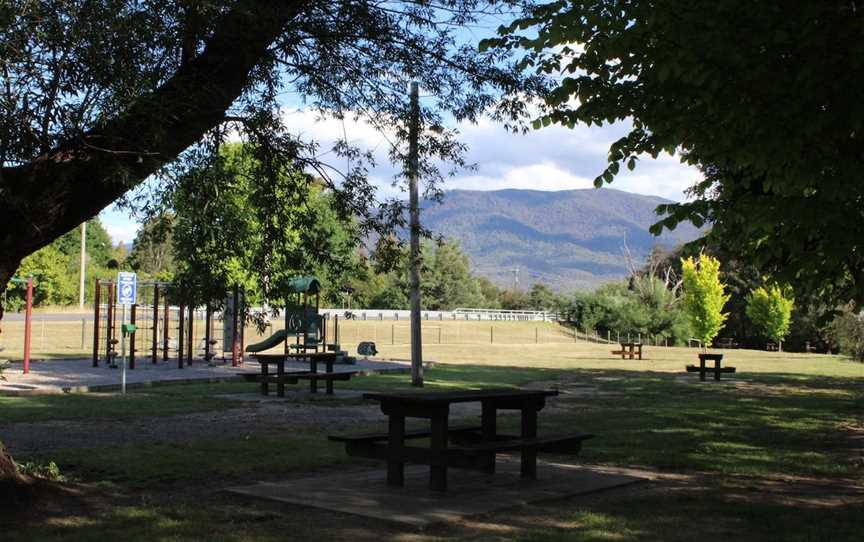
[423,241,485,311]
[681,255,730,349]
[487,1,864,305]
[4,245,75,310]
[746,284,794,351]
[168,144,360,310]
[1,0,539,291]
[528,283,557,312]
[54,219,114,269]
[129,214,176,277]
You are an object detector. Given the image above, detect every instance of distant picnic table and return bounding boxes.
[329,388,593,491]
[686,353,736,381]
[612,342,642,360]
[246,352,355,395]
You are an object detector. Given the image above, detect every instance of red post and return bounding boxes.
[163,299,169,361]
[22,277,33,374]
[178,304,185,369]
[106,281,115,363]
[93,279,101,367]
[152,284,159,364]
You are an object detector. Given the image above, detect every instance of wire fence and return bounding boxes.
[0,315,678,361]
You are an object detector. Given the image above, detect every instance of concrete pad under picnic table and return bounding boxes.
[226,459,644,527]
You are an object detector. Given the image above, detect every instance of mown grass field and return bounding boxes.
[1,326,862,541]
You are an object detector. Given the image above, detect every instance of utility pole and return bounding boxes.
[79,222,87,311]
[408,81,423,387]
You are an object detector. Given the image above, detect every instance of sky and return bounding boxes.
[99,110,702,244]
[98,13,702,245]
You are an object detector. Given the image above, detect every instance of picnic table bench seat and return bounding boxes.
[331,429,593,470]
[238,371,357,383]
[454,432,594,455]
[685,365,736,374]
[328,424,482,444]
[687,353,736,381]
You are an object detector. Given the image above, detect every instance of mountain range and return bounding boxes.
[422,188,702,291]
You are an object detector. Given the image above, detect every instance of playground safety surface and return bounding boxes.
[0,357,412,395]
[227,459,645,527]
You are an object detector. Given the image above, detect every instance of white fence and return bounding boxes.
[318,307,557,322]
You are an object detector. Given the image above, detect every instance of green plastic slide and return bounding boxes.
[245,329,289,353]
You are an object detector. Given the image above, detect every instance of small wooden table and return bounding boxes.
[686,353,736,381]
[336,389,593,492]
[252,351,344,396]
[618,342,642,360]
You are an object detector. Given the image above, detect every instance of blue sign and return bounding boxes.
[117,272,137,306]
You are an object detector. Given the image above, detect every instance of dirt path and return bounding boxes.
[0,393,527,455]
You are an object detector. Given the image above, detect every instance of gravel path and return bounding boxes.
[0,393,531,455]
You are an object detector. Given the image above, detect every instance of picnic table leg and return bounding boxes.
[387,415,405,487]
[325,358,334,395]
[714,358,722,381]
[277,360,285,397]
[430,414,449,491]
[699,359,706,382]
[638,345,642,360]
[261,362,269,396]
[310,356,318,393]
[481,400,497,473]
[520,407,538,479]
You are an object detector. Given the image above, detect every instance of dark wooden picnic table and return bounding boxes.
[253,351,345,396]
[686,353,736,381]
[331,388,592,491]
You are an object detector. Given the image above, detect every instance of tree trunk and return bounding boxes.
[0,0,308,493]
[0,442,31,505]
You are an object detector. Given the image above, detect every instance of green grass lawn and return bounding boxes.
[2,352,863,541]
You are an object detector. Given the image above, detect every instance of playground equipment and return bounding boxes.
[245,276,342,356]
[92,279,231,370]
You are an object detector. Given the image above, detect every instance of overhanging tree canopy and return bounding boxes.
[486,1,864,305]
[0,0,543,298]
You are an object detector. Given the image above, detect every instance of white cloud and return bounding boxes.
[99,210,140,244]
[452,161,594,191]
[276,106,701,202]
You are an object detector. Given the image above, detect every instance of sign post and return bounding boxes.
[117,272,137,395]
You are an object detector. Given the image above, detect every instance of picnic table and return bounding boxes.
[686,353,736,381]
[329,388,593,491]
[249,351,353,396]
[612,342,642,360]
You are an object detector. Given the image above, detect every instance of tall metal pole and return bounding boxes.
[79,222,86,311]
[408,82,423,387]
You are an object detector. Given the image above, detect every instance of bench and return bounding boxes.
[331,428,593,475]
[686,365,736,375]
[687,353,736,381]
[329,424,481,444]
[239,370,357,394]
